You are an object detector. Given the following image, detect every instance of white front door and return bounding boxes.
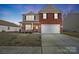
[41,24,60,33]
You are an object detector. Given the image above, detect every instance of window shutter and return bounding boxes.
[52,13,54,19]
[34,16,36,20]
[41,13,43,19]
[46,13,48,19]
[58,13,61,19]
[58,13,59,19]
[25,15,26,20]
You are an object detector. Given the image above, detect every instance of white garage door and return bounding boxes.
[41,24,60,33]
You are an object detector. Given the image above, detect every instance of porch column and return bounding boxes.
[32,23,33,30]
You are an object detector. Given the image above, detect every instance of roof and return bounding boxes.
[23,11,37,15]
[39,4,61,13]
[0,20,19,27]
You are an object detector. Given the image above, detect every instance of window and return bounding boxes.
[26,15,34,21]
[54,13,58,19]
[7,27,10,30]
[25,25,32,30]
[43,13,47,19]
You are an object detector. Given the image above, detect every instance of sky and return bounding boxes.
[0,4,79,24]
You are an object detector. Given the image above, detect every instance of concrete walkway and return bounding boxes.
[41,34,79,54]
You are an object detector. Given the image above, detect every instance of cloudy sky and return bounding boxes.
[0,4,79,24]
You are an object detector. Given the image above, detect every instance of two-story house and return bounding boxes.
[20,5,62,33]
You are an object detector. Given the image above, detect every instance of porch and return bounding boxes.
[21,22,41,33]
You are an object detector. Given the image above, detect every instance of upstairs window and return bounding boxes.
[43,13,47,19]
[26,15,34,21]
[54,13,58,19]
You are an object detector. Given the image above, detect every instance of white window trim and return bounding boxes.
[43,13,47,19]
[54,13,58,19]
[26,15,34,21]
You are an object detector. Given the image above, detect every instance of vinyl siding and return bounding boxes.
[0,25,20,32]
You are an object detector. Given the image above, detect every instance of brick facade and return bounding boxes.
[39,13,62,24]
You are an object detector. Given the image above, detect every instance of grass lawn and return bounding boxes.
[0,32,41,46]
[63,32,79,38]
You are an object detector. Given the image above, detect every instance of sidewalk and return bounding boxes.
[0,46,41,54]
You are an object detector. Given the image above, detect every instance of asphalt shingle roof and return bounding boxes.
[39,4,61,13]
[0,20,19,27]
[23,11,37,15]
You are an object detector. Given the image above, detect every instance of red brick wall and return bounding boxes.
[39,13,62,24]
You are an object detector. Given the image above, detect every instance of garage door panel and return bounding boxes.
[41,24,60,33]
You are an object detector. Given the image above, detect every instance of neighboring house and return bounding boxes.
[20,5,62,33]
[0,20,20,32]
[63,12,79,32]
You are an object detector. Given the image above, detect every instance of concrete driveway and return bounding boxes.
[41,33,79,54]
